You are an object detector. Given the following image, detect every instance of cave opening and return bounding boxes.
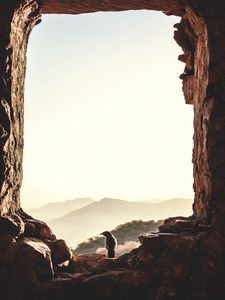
[2,1,225,299]
[21,10,194,249]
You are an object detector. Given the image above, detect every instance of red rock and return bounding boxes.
[69,253,105,273]
[0,232,16,262]
[16,238,54,282]
[23,218,56,241]
[0,214,24,237]
[46,239,72,265]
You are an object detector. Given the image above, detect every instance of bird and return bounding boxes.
[100,231,117,258]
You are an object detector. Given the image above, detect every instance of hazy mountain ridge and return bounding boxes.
[51,197,192,223]
[27,197,95,221]
[46,197,193,247]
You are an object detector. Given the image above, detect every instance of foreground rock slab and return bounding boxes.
[16,238,54,282]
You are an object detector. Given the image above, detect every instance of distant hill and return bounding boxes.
[28,197,95,221]
[136,198,163,203]
[138,198,193,215]
[49,197,193,247]
[74,219,163,255]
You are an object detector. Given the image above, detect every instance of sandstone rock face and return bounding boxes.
[39,0,184,15]
[0,209,72,299]
[0,0,41,215]
[22,218,55,240]
[1,0,225,299]
[0,232,16,263]
[69,253,107,273]
[0,214,24,237]
[16,238,54,282]
[46,239,73,265]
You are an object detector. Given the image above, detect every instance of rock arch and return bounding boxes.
[0,1,225,299]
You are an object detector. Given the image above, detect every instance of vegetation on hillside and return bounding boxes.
[74,219,163,254]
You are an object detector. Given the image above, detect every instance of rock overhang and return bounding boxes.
[39,0,186,16]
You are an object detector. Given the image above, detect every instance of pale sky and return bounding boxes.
[21,10,194,209]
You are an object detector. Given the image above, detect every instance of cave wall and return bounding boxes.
[201,3,225,231]
[39,0,185,15]
[173,5,210,222]
[0,0,41,215]
[180,1,225,227]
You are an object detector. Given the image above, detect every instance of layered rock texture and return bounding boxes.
[0,0,225,299]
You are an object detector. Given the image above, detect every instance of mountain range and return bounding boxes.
[28,197,94,221]
[32,197,193,247]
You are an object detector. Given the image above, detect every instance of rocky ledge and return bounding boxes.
[31,228,225,300]
[1,210,225,300]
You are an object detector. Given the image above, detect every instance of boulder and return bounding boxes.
[80,270,150,300]
[159,217,211,234]
[0,214,24,237]
[46,239,72,265]
[139,232,196,254]
[23,218,56,241]
[16,238,54,283]
[69,253,105,273]
[0,232,16,262]
[128,247,153,270]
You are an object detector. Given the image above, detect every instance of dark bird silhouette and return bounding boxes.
[101,231,117,258]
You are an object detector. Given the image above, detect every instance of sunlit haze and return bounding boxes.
[21,10,194,209]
